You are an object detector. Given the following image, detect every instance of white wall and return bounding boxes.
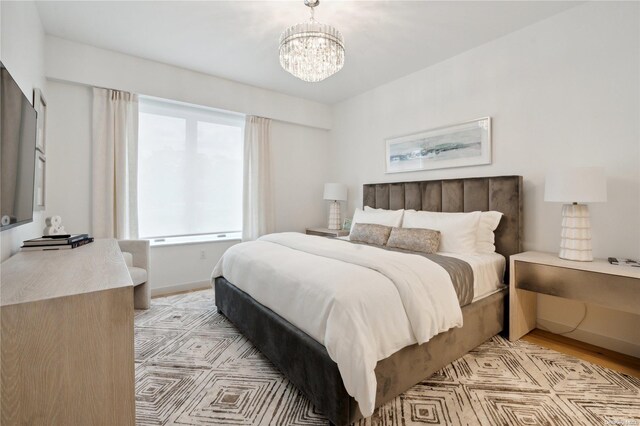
[45,36,331,130]
[45,79,331,293]
[271,120,330,233]
[44,82,92,233]
[329,2,640,355]
[148,240,238,295]
[0,1,46,261]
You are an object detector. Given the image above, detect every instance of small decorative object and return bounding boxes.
[43,215,66,236]
[544,167,607,262]
[279,0,345,82]
[385,117,491,173]
[342,218,352,232]
[323,183,347,230]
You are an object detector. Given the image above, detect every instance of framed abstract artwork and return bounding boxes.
[33,88,47,154]
[34,153,46,211]
[385,117,491,173]
[33,88,47,209]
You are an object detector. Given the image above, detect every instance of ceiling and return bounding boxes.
[35,1,578,104]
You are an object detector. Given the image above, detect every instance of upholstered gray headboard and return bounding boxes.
[363,176,523,279]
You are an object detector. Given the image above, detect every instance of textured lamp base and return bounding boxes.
[559,203,593,262]
[327,201,341,230]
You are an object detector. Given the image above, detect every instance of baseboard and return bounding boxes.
[151,280,211,297]
[537,318,640,358]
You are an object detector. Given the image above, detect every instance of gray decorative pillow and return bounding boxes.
[349,223,392,246]
[386,227,441,253]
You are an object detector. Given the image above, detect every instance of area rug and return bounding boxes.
[135,289,639,425]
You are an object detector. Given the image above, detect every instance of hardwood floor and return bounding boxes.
[522,328,640,378]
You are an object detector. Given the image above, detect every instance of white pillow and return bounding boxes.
[351,208,404,237]
[477,211,503,253]
[402,210,481,254]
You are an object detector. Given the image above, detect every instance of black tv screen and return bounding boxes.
[1,62,37,231]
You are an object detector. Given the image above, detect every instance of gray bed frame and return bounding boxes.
[215,175,523,425]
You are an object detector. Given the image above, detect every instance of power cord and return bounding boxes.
[538,303,588,335]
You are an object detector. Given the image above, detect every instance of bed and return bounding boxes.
[213,175,523,425]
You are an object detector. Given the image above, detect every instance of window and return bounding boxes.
[138,97,244,243]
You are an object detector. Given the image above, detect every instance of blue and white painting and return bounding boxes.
[385,117,491,173]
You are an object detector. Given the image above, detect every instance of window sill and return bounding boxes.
[148,233,242,247]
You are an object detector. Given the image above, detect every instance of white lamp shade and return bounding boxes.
[544,167,607,203]
[323,183,347,201]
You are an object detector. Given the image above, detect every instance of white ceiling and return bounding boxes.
[35,1,578,104]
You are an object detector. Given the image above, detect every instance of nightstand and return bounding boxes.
[305,227,349,238]
[509,251,640,341]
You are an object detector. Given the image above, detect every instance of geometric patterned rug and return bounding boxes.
[135,289,640,425]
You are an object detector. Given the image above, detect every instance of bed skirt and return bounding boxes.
[214,277,507,425]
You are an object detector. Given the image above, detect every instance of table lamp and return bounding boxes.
[323,183,347,230]
[544,167,607,261]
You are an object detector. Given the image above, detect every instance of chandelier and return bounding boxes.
[279,0,345,83]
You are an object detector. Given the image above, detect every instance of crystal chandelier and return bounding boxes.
[279,0,345,83]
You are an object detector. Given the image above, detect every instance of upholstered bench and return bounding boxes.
[118,240,151,310]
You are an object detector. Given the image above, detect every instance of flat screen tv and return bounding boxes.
[1,62,37,231]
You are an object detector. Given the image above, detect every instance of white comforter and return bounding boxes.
[211,232,462,417]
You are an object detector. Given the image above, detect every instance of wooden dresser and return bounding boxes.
[0,239,135,425]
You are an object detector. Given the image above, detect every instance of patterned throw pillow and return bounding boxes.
[349,223,392,246]
[386,227,441,253]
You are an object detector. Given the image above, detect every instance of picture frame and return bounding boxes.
[34,153,46,211]
[33,88,47,154]
[342,218,352,232]
[385,117,491,174]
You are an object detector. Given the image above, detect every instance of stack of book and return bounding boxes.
[21,234,94,251]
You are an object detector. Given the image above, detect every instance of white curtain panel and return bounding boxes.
[242,116,274,241]
[92,88,139,239]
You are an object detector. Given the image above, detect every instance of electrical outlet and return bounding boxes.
[200,250,206,260]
